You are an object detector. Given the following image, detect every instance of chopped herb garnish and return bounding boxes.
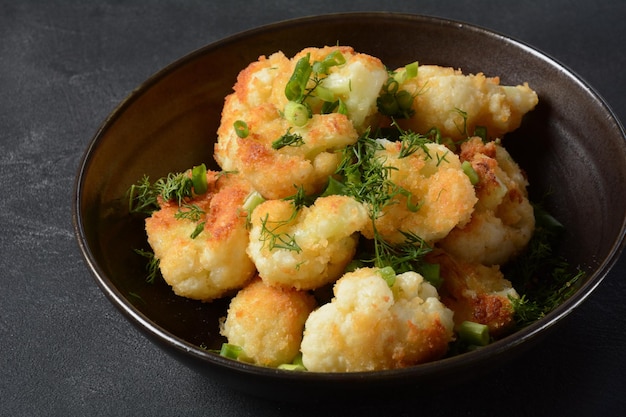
[133,248,160,284]
[234,120,249,138]
[505,205,585,327]
[272,129,305,150]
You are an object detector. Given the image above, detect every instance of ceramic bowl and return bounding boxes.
[73,12,626,401]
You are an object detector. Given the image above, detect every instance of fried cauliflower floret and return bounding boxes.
[439,137,535,265]
[428,250,518,336]
[247,195,369,290]
[214,46,388,199]
[394,64,538,141]
[361,140,477,244]
[300,267,454,372]
[220,277,316,367]
[145,172,255,301]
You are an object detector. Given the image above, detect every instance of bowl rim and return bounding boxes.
[72,11,626,382]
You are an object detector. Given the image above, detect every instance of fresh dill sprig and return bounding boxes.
[133,248,160,284]
[331,131,433,273]
[174,203,205,222]
[505,205,585,327]
[258,212,302,253]
[127,175,159,215]
[272,129,305,150]
[283,185,315,211]
[153,172,194,206]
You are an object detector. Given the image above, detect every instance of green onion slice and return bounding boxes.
[234,120,249,138]
[461,160,479,185]
[219,343,243,360]
[458,321,490,346]
[378,266,396,287]
[284,101,310,127]
[285,54,312,102]
[191,163,208,195]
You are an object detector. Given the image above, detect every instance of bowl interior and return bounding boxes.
[74,12,626,393]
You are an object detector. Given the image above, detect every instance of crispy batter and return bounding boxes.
[439,137,534,265]
[247,195,369,290]
[394,65,538,141]
[300,267,454,372]
[361,140,477,244]
[220,277,316,367]
[214,46,387,199]
[428,250,518,336]
[145,172,255,301]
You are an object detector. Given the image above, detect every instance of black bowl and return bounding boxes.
[73,12,626,401]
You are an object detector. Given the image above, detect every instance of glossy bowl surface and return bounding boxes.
[73,12,626,400]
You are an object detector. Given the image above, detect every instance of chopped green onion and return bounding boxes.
[285,54,312,101]
[458,321,490,346]
[219,343,243,360]
[395,90,414,112]
[234,120,249,138]
[191,163,208,195]
[243,190,265,214]
[462,160,479,185]
[474,126,488,142]
[312,50,346,75]
[419,262,442,288]
[284,101,310,127]
[404,61,419,80]
[314,85,335,102]
[278,353,307,371]
[190,221,205,239]
[378,266,396,287]
[377,93,399,116]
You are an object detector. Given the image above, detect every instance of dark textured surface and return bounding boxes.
[2,1,625,416]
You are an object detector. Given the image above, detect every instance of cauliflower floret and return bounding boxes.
[247,195,369,290]
[394,64,538,141]
[361,140,477,244]
[439,137,535,265]
[220,277,316,367]
[214,46,388,199]
[145,172,255,301]
[428,250,519,336]
[300,267,454,372]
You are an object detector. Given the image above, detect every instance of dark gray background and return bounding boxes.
[1,1,625,416]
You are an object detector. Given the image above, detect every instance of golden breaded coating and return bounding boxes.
[214,46,388,199]
[394,65,538,141]
[247,195,369,290]
[361,140,477,244]
[220,277,316,367]
[145,172,255,301]
[428,250,518,336]
[439,138,535,265]
[300,267,454,372]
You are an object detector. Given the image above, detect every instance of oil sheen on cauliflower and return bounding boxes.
[393,64,538,141]
[361,139,477,245]
[439,137,535,265]
[145,172,256,301]
[220,277,316,367]
[300,267,454,372]
[214,46,388,199]
[247,195,369,290]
